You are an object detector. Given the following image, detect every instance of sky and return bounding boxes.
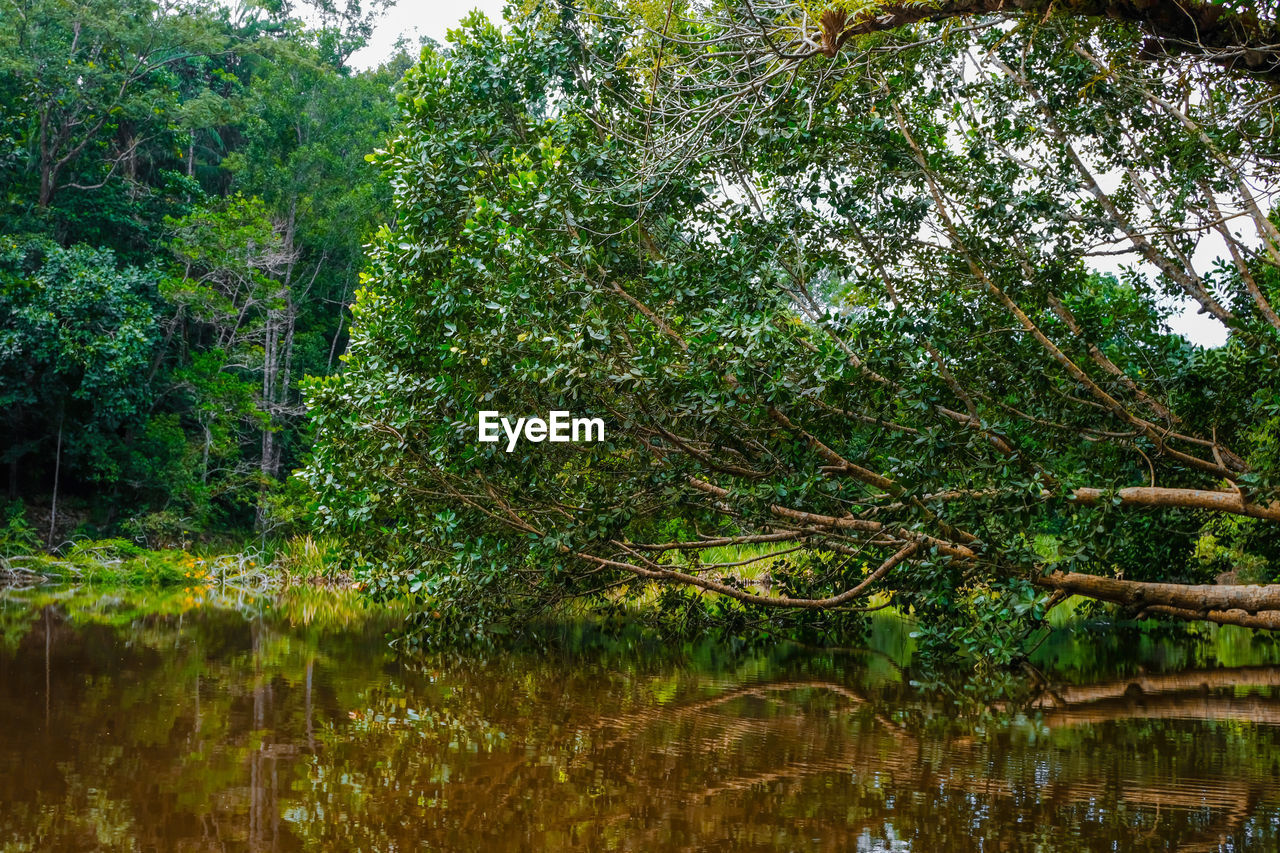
[348,0,507,69]
[1098,242,1230,348]
[344,1,1233,348]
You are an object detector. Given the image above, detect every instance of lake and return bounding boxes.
[2,585,1279,851]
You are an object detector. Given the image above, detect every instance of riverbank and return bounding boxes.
[0,535,350,591]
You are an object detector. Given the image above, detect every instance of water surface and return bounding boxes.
[2,586,1280,851]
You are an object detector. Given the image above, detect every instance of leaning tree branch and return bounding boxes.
[577,540,918,609]
[1035,570,1280,629]
[817,0,1280,82]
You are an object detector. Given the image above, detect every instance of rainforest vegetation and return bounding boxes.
[6,0,1280,660]
[0,0,408,550]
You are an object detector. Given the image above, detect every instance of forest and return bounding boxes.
[1,0,408,549]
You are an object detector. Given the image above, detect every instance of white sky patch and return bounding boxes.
[348,0,507,68]
[1075,159,1236,349]
[1093,238,1233,349]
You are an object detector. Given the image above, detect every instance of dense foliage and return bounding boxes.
[0,0,404,544]
[304,2,1280,653]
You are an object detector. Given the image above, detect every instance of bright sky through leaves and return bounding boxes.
[349,0,507,69]
[347,1,1230,348]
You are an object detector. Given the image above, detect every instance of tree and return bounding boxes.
[0,238,157,537]
[162,195,299,524]
[301,0,1280,652]
[221,32,403,527]
[0,0,229,239]
[226,35,402,476]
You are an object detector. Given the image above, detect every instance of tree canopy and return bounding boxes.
[303,0,1280,654]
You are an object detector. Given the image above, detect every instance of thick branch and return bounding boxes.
[1035,570,1280,616]
[579,541,917,608]
[685,476,980,560]
[832,1,1280,82]
[1071,486,1280,521]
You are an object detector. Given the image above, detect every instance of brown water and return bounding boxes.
[3,587,1280,851]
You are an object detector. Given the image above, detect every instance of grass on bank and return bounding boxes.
[0,534,348,591]
[0,526,1164,643]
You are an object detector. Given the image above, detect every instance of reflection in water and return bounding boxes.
[2,587,1280,851]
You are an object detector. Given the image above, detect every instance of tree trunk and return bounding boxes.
[326,306,345,372]
[1071,486,1280,522]
[256,306,278,531]
[202,420,211,485]
[255,203,299,530]
[1035,570,1280,629]
[47,416,62,549]
[37,109,55,209]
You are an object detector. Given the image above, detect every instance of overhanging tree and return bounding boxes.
[303,2,1280,648]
